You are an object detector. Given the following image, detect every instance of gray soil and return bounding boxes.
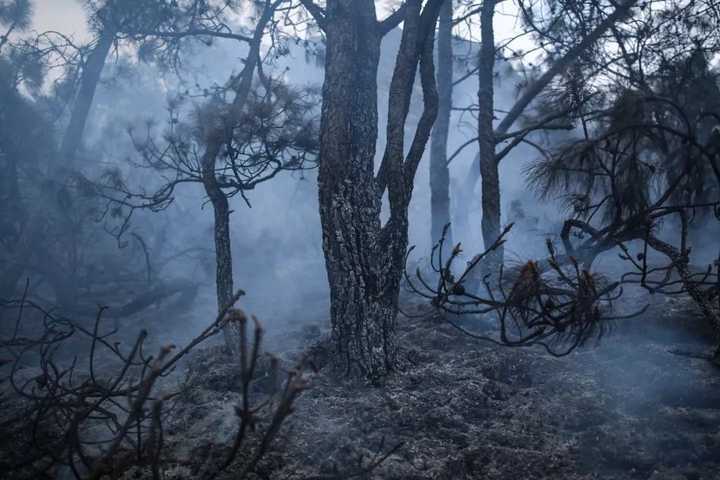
[160,293,720,479]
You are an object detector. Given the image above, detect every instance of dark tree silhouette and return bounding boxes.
[102,75,320,348]
[300,0,446,378]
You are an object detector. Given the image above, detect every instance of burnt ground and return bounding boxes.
[157,292,720,480]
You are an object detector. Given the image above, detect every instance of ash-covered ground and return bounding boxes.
[153,292,720,480]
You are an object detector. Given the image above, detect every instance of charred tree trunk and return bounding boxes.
[317,0,441,378]
[318,1,388,377]
[201,144,235,314]
[478,0,501,271]
[429,0,453,251]
[59,27,116,171]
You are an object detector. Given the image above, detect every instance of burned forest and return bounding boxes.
[2,0,720,478]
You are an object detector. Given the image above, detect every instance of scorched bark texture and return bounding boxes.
[313,0,443,378]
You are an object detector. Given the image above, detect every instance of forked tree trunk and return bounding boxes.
[318,0,441,378]
[429,0,453,250]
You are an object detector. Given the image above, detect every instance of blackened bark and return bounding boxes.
[201,143,234,313]
[59,28,116,171]
[430,0,453,251]
[478,0,501,270]
[318,0,386,377]
[317,0,441,378]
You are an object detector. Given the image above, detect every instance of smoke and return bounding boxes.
[71,27,327,345]
[8,5,718,477]
[66,13,578,348]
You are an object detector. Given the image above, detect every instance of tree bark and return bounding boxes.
[429,0,453,251]
[478,0,501,271]
[201,143,235,312]
[318,0,387,377]
[59,28,116,172]
[317,0,441,378]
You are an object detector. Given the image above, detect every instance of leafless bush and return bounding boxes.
[0,289,307,479]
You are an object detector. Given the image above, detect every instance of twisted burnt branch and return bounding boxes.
[0,289,308,479]
[406,223,643,356]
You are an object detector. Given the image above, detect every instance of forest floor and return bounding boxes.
[158,291,720,480]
